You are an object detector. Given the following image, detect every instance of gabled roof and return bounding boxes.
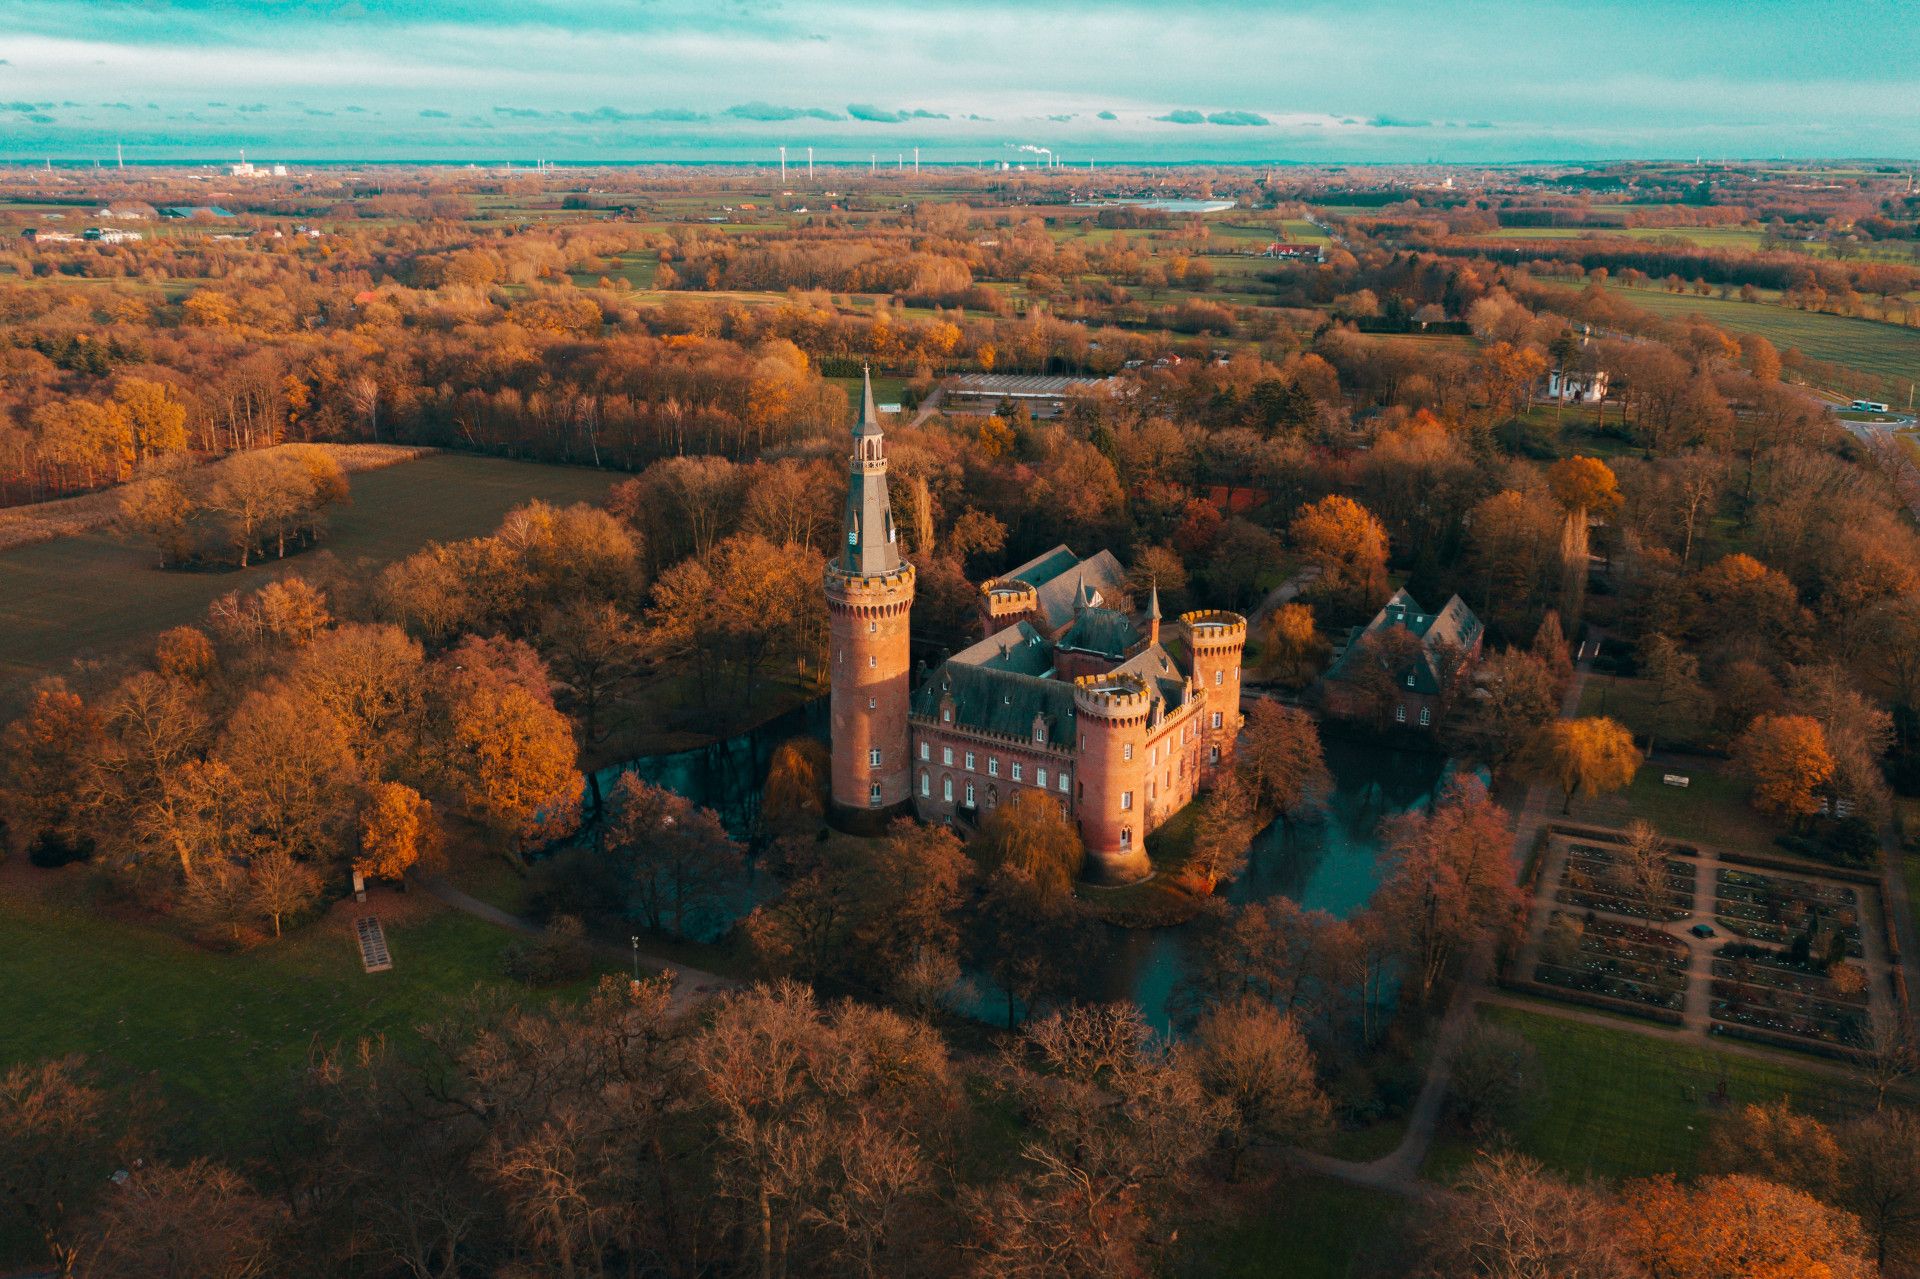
[912,659,1078,743]
[1057,606,1140,659]
[1327,589,1483,691]
[948,621,1054,677]
[999,544,1081,590]
[1110,642,1191,715]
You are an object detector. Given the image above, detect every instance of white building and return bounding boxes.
[1547,369,1610,403]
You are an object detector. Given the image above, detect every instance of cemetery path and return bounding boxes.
[421,874,739,1010]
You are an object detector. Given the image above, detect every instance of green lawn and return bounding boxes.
[1178,1174,1409,1279]
[0,453,615,682]
[1426,1003,1865,1183]
[0,871,612,1159]
[1547,281,1920,390]
[1565,760,1782,852]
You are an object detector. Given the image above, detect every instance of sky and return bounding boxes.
[0,0,1916,165]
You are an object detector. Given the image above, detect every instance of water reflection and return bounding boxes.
[1078,736,1454,1032]
[593,706,1453,1032]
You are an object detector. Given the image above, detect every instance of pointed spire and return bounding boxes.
[857,364,882,437]
[1147,578,1161,621]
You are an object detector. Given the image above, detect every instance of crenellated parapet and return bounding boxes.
[825,560,916,619]
[980,576,1039,627]
[1181,609,1248,651]
[1072,671,1154,725]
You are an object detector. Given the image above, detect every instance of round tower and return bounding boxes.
[980,577,1039,635]
[1071,672,1153,884]
[826,370,916,819]
[1182,610,1248,769]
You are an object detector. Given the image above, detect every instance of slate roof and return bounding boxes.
[1327,589,1483,693]
[1057,606,1141,658]
[1110,643,1191,717]
[913,633,1082,741]
[947,621,1054,677]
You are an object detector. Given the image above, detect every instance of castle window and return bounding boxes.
[1215,670,1223,686]
[1012,762,1024,782]
[1058,773,1070,793]
[1121,827,1133,849]
[1395,705,1407,723]
[920,742,929,761]
[1037,767,1048,788]
[943,708,951,723]
[943,776,953,802]
[942,746,953,766]
[869,782,881,806]
[964,781,975,807]
[869,656,877,668]
[1405,673,1416,688]
[1121,791,1133,811]
[988,757,999,777]
[868,697,876,709]
[869,620,876,633]
[869,748,882,767]
[1149,781,1156,799]
[1122,743,1133,761]
[1211,711,1223,730]
[965,751,976,771]
[1420,706,1432,726]
[920,771,930,797]
[1210,746,1221,764]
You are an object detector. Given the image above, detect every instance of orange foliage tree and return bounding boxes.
[1289,495,1389,615]
[1734,713,1836,827]
[356,781,435,883]
[1523,716,1639,814]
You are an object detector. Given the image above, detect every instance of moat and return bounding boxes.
[599,703,1452,1032]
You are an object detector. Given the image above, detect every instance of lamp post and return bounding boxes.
[630,935,640,982]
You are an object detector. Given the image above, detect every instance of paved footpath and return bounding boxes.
[421,874,739,1010]
[1300,634,1603,1197]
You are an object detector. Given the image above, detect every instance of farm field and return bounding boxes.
[1490,224,1920,261]
[1425,1003,1866,1182]
[1543,279,1920,388]
[0,452,615,684]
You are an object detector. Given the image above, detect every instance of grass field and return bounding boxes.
[1566,759,1783,852]
[1426,1003,1865,1182]
[1548,280,1920,390]
[0,452,615,683]
[1181,1174,1409,1278]
[0,866,610,1159]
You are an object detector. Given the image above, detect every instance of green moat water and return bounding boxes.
[601,707,1452,1030]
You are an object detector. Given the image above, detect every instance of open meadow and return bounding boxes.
[0,452,615,686]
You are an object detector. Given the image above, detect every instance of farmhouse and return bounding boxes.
[1323,588,1484,730]
[825,372,1244,883]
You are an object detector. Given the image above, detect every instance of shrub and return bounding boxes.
[28,827,95,868]
[502,914,594,986]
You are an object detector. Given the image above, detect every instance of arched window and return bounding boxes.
[942,775,953,803]
[919,770,930,797]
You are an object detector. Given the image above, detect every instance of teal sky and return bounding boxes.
[1,0,1915,163]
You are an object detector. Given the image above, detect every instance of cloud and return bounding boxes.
[1156,109,1206,125]
[1207,110,1269,126]
[1366,115,1431,128]
[566,106,708,122]
[235,103,269,113]
[1047,112,1075,122]
[841,104,950,123]
[725,101,840,121]
[1097,110,1117,120]
[419,108,451,117]
[493,106,545,118]
[101,101,131,110]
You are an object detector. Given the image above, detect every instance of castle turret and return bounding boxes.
[1071,672,1153,884]
[1146,580,1162,647]
[1182,610,1247,770]
[826,369,915,816]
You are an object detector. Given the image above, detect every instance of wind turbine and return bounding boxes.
[779,145,786,184]
[807,146,813,178]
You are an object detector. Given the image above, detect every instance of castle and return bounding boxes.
[825,372,1246,884]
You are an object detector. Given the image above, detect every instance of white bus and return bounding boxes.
[1852,399,1892,413]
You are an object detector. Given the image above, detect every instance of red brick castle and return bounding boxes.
[826,372,1246,884]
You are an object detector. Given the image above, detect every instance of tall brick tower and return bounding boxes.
[1183,609,1248,769]
[825,369,915,817]
[1071,672,1153,885]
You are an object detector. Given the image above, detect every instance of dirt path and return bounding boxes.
[420,874,738,1010]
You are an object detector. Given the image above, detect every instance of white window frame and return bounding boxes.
[965,751,975,771]
[869,747,882,767]
[988,757,999,777]
[942,746,953,766]
[919,741,929,761]
[1211,711,1223,729]
[1036,767,1048,788]
[965,780,976,806]
[1121,791,1133,811]
[1122,742,1133,761]
[1012,762,1024,782]
[942,776,953,802]
[1057,773,1070,793]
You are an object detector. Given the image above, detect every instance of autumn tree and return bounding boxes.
[1233,699,1331,823]
[0,1057,125,1279]
[1546,455,1619,625]
[1615,1174,1874,1279]
[1,680,102,853]
[969,789,1086,899]
[356,781,435,883]
[1640,631,1712,754]
[1522,716,1639,814]
[603,772,742,939]
[1257,601,1328,687]
[1185,769,1261,891]
[1290,495,1390,616]
[1461,649,1561,777]
[1181,997,1330,1179]
[761,736,831,837]
[1733,713,1836,827]
[1418,1152,1632,1279]
[442,673,581,861]
[1373,779,1518,1000]
[538,598,639,743]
